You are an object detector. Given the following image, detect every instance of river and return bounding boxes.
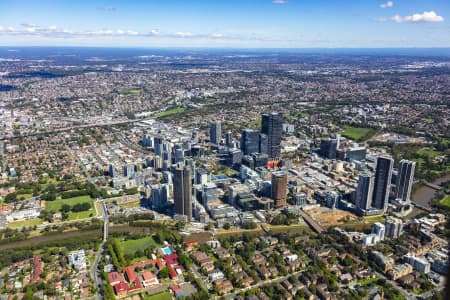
[412,174,450,209]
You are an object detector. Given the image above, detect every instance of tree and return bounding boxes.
[175,221,186,230]
[61,204,71,213]
[223,223,231,230]
[159,267,170,279]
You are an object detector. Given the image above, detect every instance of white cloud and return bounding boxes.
[211,33,224,38]
[0,24,272,43]
[174,31,193,38]
[390,11,444,23]
[380,1,393,9]
[147,29,160,36]
[0,24,161,38]
[272,0,288,4]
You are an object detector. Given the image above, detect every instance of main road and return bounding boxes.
[91,199,109,300]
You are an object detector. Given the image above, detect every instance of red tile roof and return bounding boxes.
[31,255,43,283]
[124,266,138,283]
[164,253,179,266]
[128,276,142,292]
[172,284,181,293]
[169,266,177,279]
[108,272,126,286]
[142,271,155,281]
[114,282,128,294]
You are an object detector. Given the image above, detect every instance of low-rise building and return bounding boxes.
[68,250,87,270]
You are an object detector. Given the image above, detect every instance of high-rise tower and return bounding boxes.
[240,129,260,155]
[173,165,192,221]
[356,172,374,211]
[261,112,283,159]
[372,156,394,212]
[210,121,221,145]
[271,171,288,208]
[395,159,416,202]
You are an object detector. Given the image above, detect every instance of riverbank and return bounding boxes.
[412,174,450,209]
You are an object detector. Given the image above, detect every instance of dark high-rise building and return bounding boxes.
[346,147,367,162]
[210,121,221,145]
[261,112,283,159]
[151,184,169,209]
[240,129,260,155]
[123,164,135,177]
[226,149,243,167]
[225,131,233,148]
[252,153,269,168]
[271,171,288,208]
[109,164,116,178]
[356,172,374,211]
[372,156,394,212]
[173,165,192,221]
[153,137,163,155]
[395,159,416,202]
[259,133,268,155]
[319,139,338,159]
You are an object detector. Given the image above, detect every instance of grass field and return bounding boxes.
[7,219,43,229]
[120,236,160,255]
[285,112,309,120]
[364,215,385,223]
[17,193,33,200]
[341,126,374,141]
[247,119,262,127]
[119,89,141,95]
[45,195,92,212]
[143,292,173,300]
[67,210,94,221]
[441,196,450,207]
[118,201,141,209]
[422,118,434,124]
[359,277,378,287]
[417,147,441,159]
[154,107,185,118]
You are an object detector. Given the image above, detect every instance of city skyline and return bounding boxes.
[0,0,449,48]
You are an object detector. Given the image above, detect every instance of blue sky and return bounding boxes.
[0,0,449,48]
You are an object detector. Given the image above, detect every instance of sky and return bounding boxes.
[0,0,449,48]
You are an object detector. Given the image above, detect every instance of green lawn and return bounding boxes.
[285,112,309,121]
[119,89,142,95]
[154,107,186,118]
[68,210,94,221]
[118,201,141,209]
[45,195,92,212]
[247,119,262,127]
[441,196,450,207]
[359,277,378,287]
[7,219,43,229]
[143,291,173,300]
[17,193,33,200]
[364,215,385,223]
[417,147,441,159]
[422,118,434,124]
[120,236,160,255]
[341,126,374,141]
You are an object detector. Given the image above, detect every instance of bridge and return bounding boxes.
[299,209,325,234]
[424,182,442,191]
[100,199,109,241]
